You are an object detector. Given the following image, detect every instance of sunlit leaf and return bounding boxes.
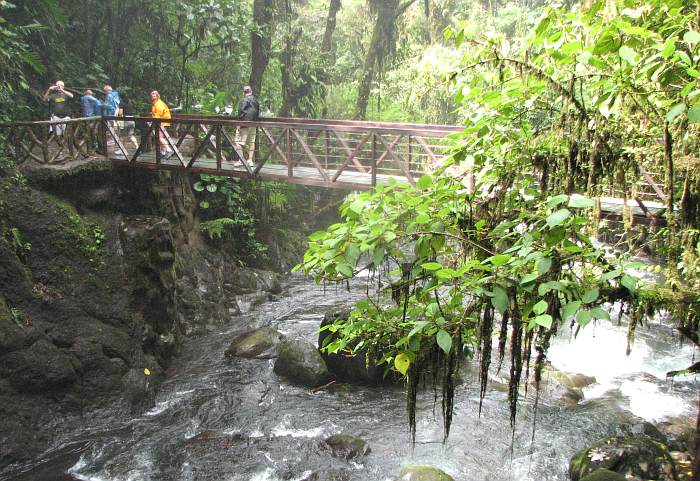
[394,353,410,375]
[436,329,452,353]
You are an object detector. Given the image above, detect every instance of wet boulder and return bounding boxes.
[324,434,371,460]
[569,435,678,481]
[529,363,584,405]
[318,311,385,385]
[395,466,455,481]
[579,469,627,481]
[273,339,332,387]
[225,327,285,359]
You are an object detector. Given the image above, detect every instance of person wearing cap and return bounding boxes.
[234,85,260,165]
[43,80,74,136]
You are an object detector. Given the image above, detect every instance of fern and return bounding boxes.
[200,217,237,239]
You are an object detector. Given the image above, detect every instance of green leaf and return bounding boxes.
[602,268,622,280]
[417,175,432,190]
[581,287,599,304]
[337,263,353,278]
[520,272,540,285]
[547,194,569,207]
[206,183,217,193]
[576,309,593,327]
[688,104,700,123]
[436,268,458,279]
[568,196,595,208]
[421,262,443,271]
[492,285,509,315]
[533,314,553,329]
[193,181,205,192]
[545,227,566,245]
[383,231,397,242]
[416,213,431,224]
[407,320,429,339]
[436,329,452,353]
[619,45,639,65]
[590,307,611,321]
[562,300,582,320]
[533,300,548,315]
[199,200,209,209]
[309,231,326,241]
[661,36,677,58]
[620,274,637,291]
[546,209,571,228]
[490,254,511,267]
[537,257,552,275]
[666,102,687,122]
[372,246,385,265]
[394,352,410,375]
[684,30,700,44]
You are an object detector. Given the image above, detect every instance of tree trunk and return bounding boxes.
[354,0,401,120]
[249,0,275,96]
[321,0,342,60]
[664,124,675,226]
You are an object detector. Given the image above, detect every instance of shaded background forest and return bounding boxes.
[0,0,547,124]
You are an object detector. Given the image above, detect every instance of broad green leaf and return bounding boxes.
[689,104,700,123]
[537,257,552,275]
[372,246,385,266]
[661,36,677,58]
[562,300,582,320]
[581,287,599,304]
[533,314,553,329]
[490,254,511,267]
[546,209,571,228]
[545,227,566,245]
[436,268,458,279]
[619,45,639,65]
[193,181,205,192]
[666,102,687,122]
[436,329,452,353]
[602,268,622,280]
[407,320,429,339]
[620,274,637,291]
[337,263,353,278]
[416,213,431,224]
[576,309,593,327]
[520,272,540,284]
[533,300,548,315]
[590,307,611,321]
[568,196,595,208]
[383,231,397,242]
[684,30,700,44]
[206,184,217,193]
[394,352,410,375]
[421,262,443,271]
[417,175,432,190]
[547,194,569,207]
[492,285,509,314]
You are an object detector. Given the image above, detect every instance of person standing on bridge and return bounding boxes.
[150,90,173,158]
[43,80,74,136]
[80,90,102,117]
[234,85,260,165]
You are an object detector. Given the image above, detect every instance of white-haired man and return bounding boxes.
[43,80,73,136]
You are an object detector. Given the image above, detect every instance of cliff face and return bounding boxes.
[0,162,285,467]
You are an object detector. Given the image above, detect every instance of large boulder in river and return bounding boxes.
[318,311,385,385]
[579,469,627,481]
[324,434,371,460]
[274,339,332,387]
[395,466,455,481]
[528,362,585,405]
[569,435,678,481]
[225,327,284,359]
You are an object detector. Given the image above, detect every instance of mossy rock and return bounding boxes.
[273,339,332,387]
[569,435,678,481]
[579,469,627,481]
[395,466,455,481]
[225,327,284,359]
[324,434,370,460]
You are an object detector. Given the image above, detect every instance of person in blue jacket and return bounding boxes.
[80,90,102,117]
[102,85,120,126]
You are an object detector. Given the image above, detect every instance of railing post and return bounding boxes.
[216,124,222,170]
[155,120,161,164]
[286,128,292,177]
[407,135,412,176]
[371,132,377,186]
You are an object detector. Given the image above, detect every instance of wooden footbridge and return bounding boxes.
[0,115,669,225]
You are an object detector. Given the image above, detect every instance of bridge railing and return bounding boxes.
[0,116,103,165]
[0,115,464,188]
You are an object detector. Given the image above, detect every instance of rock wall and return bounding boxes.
[0,162,285,467]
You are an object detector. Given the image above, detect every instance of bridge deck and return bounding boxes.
[0,115,668,225]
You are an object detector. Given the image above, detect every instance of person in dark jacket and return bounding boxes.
[234,85,260,165]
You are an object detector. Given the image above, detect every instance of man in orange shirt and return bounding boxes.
[150,90,172,157]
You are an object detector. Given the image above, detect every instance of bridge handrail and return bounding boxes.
[0,116,102,127]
